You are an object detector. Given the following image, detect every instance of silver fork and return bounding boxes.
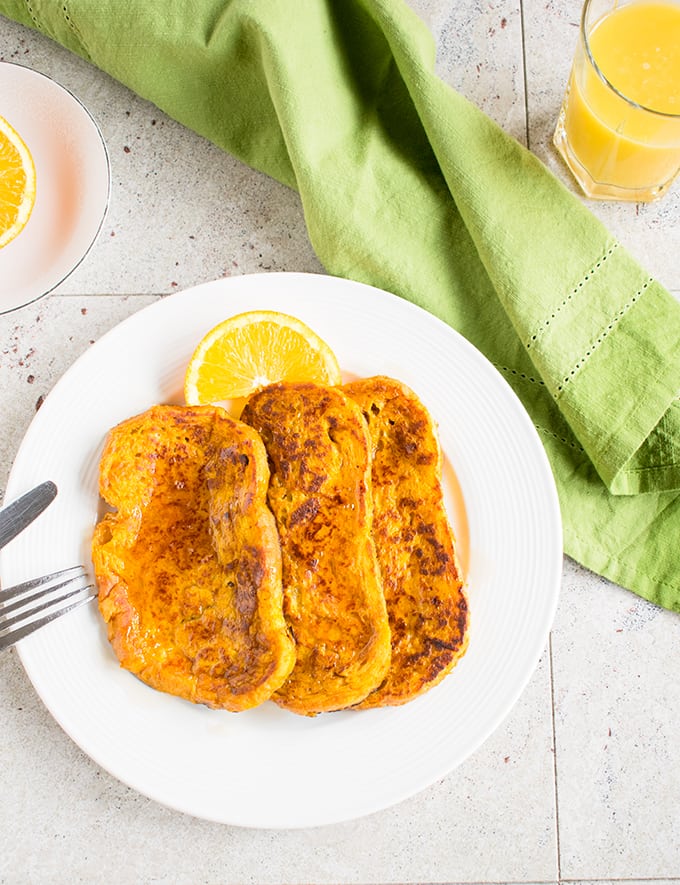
[0,566,97,652]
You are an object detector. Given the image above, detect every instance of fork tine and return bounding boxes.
[0,565,97,652]
[0,582,95,633]
[0,566,85,604]
[0,574,90,619]
[0,590,97,652]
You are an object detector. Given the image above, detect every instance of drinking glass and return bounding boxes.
[553,0,680,202]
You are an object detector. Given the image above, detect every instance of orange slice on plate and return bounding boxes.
[184,310,342,415]
[0,114,36,249]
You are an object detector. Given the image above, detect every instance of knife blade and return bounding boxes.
[0,481,58,550]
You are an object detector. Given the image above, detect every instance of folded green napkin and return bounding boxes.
[3,0,680,610]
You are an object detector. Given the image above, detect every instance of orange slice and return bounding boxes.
[184,310,342,415]
[0,115,36,249]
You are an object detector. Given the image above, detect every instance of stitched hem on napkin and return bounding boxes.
[560,273,680,495]
[528,244,680,495]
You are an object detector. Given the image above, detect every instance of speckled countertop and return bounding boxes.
[1,3,679,884]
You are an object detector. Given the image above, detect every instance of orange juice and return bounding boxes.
[554,0,680,201]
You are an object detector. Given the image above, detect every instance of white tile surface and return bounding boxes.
[1,2,679,883]
[552,566,680,879]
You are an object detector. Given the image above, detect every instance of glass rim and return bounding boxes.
[581,0,680,120]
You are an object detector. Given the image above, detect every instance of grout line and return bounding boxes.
[0,867,663,885]
[518,0,531,150]
[560,879,680,883]
[373,878,680,885]
[549,631,562,882]
[378,876,680,885]
[0,865,666,885]
[55,291,167,298]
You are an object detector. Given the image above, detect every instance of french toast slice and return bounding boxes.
[240,382,391,715]
[343,377,469,708]
[91,404,295,711]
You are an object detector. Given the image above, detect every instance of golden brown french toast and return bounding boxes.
[240,382,391,715]
[344,377,469,708]
[91,404,295,711]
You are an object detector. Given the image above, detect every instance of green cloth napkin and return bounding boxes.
[3,0,680,610]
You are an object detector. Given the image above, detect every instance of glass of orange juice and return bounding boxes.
[553,0,680,201]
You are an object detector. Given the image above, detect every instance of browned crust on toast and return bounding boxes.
[241,382,391,715]
[344,377,469,708]
[91,404,295,711]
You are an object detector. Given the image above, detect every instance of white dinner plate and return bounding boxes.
[0,272,562,828]
[0,62,110,314]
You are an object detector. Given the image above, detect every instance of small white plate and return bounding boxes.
[1,273,562,828]
[0,62,110,314]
